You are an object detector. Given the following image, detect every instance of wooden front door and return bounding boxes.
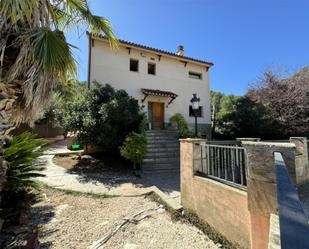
[152,102,164,129]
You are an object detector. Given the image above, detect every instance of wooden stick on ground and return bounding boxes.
[89,207,160,249]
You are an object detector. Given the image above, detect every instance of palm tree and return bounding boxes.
[0,1,117,195]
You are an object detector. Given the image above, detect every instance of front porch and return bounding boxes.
[141,88,178,130]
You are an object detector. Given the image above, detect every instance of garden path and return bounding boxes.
[38,140,181,208]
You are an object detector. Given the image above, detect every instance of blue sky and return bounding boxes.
[67,0,309,95]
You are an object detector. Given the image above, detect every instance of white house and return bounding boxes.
[87,33,214,137]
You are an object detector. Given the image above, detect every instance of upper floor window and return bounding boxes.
[189,71,202,80]
[189,105,203,117]
[130,59,139,72]
[148,63,156,75]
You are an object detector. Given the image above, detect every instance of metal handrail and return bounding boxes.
[197,143,247,187]
[275,152,309,249]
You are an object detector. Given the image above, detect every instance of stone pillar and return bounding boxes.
[180,139,206,206]
[289,137,309,186]
[242,142,296,249]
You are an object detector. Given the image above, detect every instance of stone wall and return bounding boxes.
[289,137,309,185]
[181,139,298,249]
[11,123,63,138]
[187,123,212,139]
[242,141,296,249]
[180,139,251,249]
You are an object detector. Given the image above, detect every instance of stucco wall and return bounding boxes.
[89,39,211,130]
[180,140,251,248]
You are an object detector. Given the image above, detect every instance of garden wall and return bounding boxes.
[11,123,63,138]
[180,139,251,249]
[181,139,302,249]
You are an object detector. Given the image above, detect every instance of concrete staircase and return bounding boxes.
[143,130,180,173]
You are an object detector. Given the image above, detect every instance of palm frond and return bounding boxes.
[63,0,118,48]
[0,0,117,125]
[30,28,77,77]
[0,0,50,30]
[4,132,47,193]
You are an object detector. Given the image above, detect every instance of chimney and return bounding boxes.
[176,45,184,56]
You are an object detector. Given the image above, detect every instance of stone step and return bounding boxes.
[146,136,179,141]
[147,141,179,147]
[146,133,179,137]
[143,160,179,167]
[147,143,179,149]
[146,147,179,153]
[145,152,180,159]
[146,129,178,133]
[142,165,180,173]
[146,131,179,136]
[142,168,180,174]
[143,157,180,163]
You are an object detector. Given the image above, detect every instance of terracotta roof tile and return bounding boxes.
[141,88,178,98]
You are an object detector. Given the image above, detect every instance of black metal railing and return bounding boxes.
[275,152,309,249]
[197,144,247,188]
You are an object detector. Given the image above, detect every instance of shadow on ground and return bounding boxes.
[0,194,56,249]
[53,153,180,195]
[298,183,309,218]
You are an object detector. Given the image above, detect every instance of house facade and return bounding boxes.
[87,33,214,137]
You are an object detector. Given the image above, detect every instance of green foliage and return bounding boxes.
[37,80,88,127]
[170,113,194,138]
[0,0,118,124]
[4,132,48,193]
[210,90,224,107]
[120,133,147,169]
[55,83,144,153]
[211,92,283,139]
[138,112,148,133]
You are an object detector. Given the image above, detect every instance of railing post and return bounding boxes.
[242,141,296,249]
[289,137,309,186]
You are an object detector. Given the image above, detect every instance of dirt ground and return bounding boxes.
[28,188,221,249]
[52,154,136,179]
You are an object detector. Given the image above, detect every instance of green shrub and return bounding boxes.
[119,132,147,170]
[55,83,144,153]
[138,112,148,133]
[170,113,194,138]
[4,132,48,193]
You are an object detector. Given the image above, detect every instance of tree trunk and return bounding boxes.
[0,81,18,203]
[0,100,11,231]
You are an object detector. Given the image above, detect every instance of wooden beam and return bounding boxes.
[142,94,149,103]
[126,47,131,55]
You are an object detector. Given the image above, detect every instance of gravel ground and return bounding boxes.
[30,188,221,249]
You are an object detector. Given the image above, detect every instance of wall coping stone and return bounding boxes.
[242,141,295,148]
[236,138,261,141]
[179,138,207,143]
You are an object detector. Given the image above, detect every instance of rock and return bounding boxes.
[123,243,140,249]
[157,208,165,214]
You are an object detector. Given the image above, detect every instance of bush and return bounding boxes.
[212,94,284,139]
[55,82,144,153]
[4,132,47,194]
[120,132,147,170]
[170,113,194,138]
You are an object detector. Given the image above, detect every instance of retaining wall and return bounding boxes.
[180,139,251,248]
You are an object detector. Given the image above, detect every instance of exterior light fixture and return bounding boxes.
[190,93,200,137]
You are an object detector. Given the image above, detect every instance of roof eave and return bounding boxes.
[88,32,214,68]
